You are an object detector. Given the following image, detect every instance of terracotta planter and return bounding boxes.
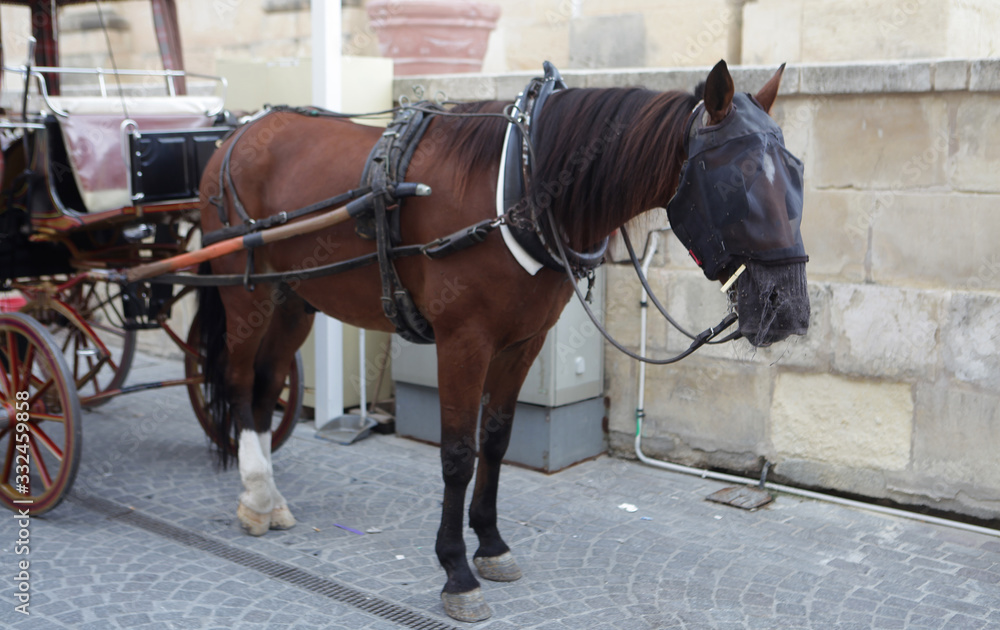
[366,0,501,75]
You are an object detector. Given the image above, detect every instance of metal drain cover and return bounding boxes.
[706,486,773,510]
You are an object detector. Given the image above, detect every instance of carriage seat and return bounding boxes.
[44,95,224,213]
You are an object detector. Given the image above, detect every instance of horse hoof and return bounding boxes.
[269,505,296,530]
[441,588,492,622]
[474,552,522,582]
[237,502,271,536]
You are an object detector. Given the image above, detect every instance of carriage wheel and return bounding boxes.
[21,278,137,408]
[0,312,83,515]
[184,314,303,452]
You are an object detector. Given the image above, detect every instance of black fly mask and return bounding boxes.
[667,92,810,345]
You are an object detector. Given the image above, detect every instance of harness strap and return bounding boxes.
[202,186,371,247]
[421,218,501,260]
[501,62,609,276]
[371,165,435,343]
[209,121,256,227]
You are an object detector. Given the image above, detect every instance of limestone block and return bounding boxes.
[950,95,1000,193]
[810,95,948,190]
[943,293,1000,392]
[770,372,914,471]
[910,382,1000,503]
[648,3,734,68]
[585,67,703,93]
[605,349,638,436]
[932,59,969,92]
[870,193,1000,289]
[506,0,581,25]
[830,284,943,380]
[799,1,947,63]
[641,357,774,454]
[604,262,667,352]
[655,269,731,356]
[798,189,868,283]
[772,458,891,500]
[800,62,932,96]
[969,58,1000,92]
[949,2,1000,64]
[569,13,646,69]
[734,65,801,96]
[501,19,570,72]
[742,0,803,66]
[577,0,734,68]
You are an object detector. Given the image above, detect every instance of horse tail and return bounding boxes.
[196,262,237,469]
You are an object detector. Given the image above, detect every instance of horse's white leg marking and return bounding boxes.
[237,429,272,535]
[258,431,296,530]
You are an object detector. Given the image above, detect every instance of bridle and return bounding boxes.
[541,97,745,365]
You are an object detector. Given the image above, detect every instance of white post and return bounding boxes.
[312,0,344,430]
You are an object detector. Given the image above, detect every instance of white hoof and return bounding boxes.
[269,504,296,530]
[237,501,271,536]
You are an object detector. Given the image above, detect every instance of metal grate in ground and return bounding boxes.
[70,493,460,630]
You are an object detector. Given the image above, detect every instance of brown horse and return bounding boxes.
[195,60,810,622]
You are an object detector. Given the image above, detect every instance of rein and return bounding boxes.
[619,226,742,346]
[549,211,738,365]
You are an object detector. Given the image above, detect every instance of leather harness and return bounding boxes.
[201,67,608,345]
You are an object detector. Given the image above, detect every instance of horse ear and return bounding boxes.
[703,60,734,124]
[755,62,786,115]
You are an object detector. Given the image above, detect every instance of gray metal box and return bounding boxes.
[395,383,606,472]
[391,270,607,471]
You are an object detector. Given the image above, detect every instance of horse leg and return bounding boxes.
[221,298,273,536]
[248,287,314,531]
[435,336,493,622]
[469,336,545,583]
[227,285,308,536]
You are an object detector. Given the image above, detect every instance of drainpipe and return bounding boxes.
[631,231,1000,539]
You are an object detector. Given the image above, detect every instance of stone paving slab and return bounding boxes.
[2,354,999,629]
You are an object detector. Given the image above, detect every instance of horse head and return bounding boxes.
[667,60,810,347]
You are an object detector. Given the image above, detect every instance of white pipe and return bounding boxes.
[631,233,1000,539]
[359,329,367,421]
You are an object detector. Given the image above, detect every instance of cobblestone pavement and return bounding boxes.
[2,354,999,629]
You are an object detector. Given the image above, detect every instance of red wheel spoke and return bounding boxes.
[27,376,55,408]
[22,342,37,392]
[0,343,12,398]
[1,430,15,482]
[89,320,127,338]
[29,423,64,460]
[60,329,74,354]
[7,331,20,392]
[27,433,54,489]
[30,412,66,423]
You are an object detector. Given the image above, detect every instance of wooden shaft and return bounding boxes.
[125,205,352,282]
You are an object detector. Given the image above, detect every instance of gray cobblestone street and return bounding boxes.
[2,354,999,629]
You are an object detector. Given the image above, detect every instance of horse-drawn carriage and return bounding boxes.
[0,3,811,621]
[0,0,303,516]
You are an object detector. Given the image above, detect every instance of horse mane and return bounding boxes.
[435,88,699,248]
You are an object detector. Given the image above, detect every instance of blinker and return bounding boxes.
[666,92,807,281]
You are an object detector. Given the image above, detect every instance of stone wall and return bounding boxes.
[394,59,1000,522]
[3,0,996,80]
